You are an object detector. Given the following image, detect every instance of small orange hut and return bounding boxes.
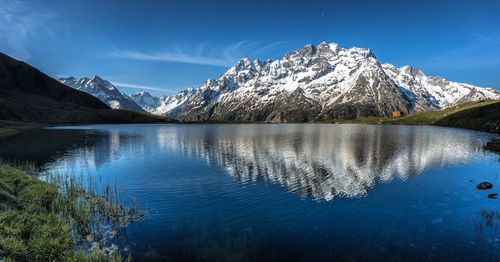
[392,111,404,118]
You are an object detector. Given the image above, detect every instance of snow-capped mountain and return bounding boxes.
[382,64,500,110]
[59,76,145,112]
[150,42,499,122]
[153,88,197,116]
[129,91,160,112]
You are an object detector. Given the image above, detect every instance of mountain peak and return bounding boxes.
[400,65,423,76]
[365,48,376,59]
[346,46,376,59]
[88,75,108,84]
[302,43,317,55]
[130,91,160,112]
[318,42,340,52]
[131,90,155,98]
[59,76,145,112]
[235,57,253,69]
[284,43,317,58]
[318,41,328,47]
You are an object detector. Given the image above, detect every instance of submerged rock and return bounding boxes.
[477,182,493,190]
[128,213,145,221]
[107,229,117,239]
[488,193,498,199]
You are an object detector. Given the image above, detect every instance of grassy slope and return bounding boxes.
[433,101,500,133]
[330,100,500,133]
[391,100,498,126]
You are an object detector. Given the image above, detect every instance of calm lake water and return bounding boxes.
[1,124,499,261]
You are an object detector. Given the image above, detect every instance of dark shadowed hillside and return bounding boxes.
[334,100,500,133]
[0,52,169,124]
[434,101,500,133]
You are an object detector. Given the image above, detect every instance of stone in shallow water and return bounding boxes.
[488,193,498,199]
[477,182,493,190]
[107,229,117,239]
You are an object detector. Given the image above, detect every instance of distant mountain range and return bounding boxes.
[59,76,145,112]
[129,91,160,112]
[126,42,500,122]
[0,52,167,124]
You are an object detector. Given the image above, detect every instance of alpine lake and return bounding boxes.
[1,124,499,261]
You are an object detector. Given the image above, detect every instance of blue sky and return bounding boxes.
[1,0,499,96]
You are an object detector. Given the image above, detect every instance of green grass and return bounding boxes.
[0,165,73,261]
[432,101,500,133]
[0,164,138,261]
[391,100,499,127]
[0,127,18,137]
[326,100,500,133]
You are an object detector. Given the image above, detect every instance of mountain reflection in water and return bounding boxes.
[1,124,485,201]
[153,124,483,200]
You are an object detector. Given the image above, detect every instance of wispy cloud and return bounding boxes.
[106,50,234,67]
[0,0,56,60]
[112,82,169,92]
[103,41,286,67]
